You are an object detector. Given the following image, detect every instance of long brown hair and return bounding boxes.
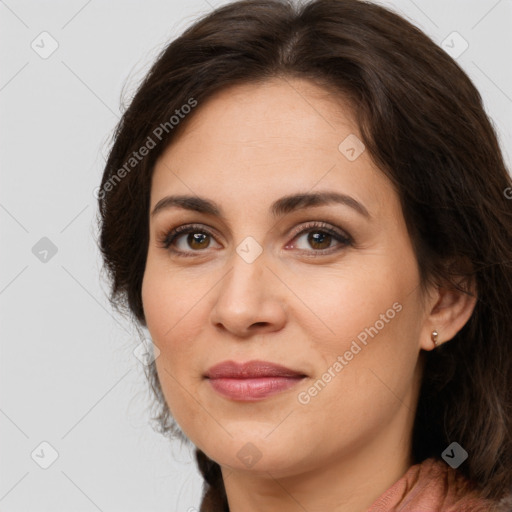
[96,1,512,510]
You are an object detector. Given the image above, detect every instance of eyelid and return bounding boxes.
[287,220,352,244]
[157,220,353,256]
[156,223,221,253]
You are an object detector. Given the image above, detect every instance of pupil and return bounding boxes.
[309,231,330,249]
[189,233,208,249]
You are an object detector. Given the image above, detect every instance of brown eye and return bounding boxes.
[159,221,352,257]
[185,232,211,250]
[288,221,352,254]
[305,231,333,250]
[158,224,221,256]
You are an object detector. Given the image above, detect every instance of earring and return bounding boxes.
[431,330,439,347]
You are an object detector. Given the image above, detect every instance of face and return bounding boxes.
[141,78,432,478]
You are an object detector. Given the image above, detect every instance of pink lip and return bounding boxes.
[205,360,306,401]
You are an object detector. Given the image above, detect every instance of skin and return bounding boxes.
[141,77,477,512]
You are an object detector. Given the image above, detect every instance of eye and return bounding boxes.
[157,223,220,257]
[285,221,352,255]
[157,221,352,257]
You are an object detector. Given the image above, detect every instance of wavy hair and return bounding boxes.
[96,1,512,510]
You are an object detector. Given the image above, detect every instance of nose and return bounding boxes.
[209,250,287,338]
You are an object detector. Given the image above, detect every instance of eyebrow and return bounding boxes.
[151,191,370,219]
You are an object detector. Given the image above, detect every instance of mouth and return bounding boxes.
[204,360,307,401]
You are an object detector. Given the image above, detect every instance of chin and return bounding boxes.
[198,433,307,476]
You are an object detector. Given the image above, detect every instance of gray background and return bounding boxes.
[1,0,511,510]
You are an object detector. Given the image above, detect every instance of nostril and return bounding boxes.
[250,322,270,329]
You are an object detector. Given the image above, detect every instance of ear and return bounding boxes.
[419,275,477,351]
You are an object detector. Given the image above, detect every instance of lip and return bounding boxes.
[205,360,305,379]
[205,360,306,401]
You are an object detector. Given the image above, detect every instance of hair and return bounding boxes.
[96,0,512,510]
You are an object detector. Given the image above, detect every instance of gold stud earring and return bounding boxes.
[431,330,439,347]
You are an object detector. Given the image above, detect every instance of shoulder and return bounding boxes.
[368,457,509,512]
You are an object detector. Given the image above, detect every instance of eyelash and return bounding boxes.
[157,221,353,258]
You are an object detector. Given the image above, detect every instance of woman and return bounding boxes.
[96,0,512,510]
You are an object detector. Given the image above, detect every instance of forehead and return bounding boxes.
[151,78,396,220]
[162,78,358,157]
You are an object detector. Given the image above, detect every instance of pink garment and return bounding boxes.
[367,457,512,512]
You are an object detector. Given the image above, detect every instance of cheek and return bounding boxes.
[142,267,211,441]
[293,305,422,462]
[283,262,406,355]
[292,262,423,416]
[141,267,205,416]
[141,261,207,345]
[141,260,215,365]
